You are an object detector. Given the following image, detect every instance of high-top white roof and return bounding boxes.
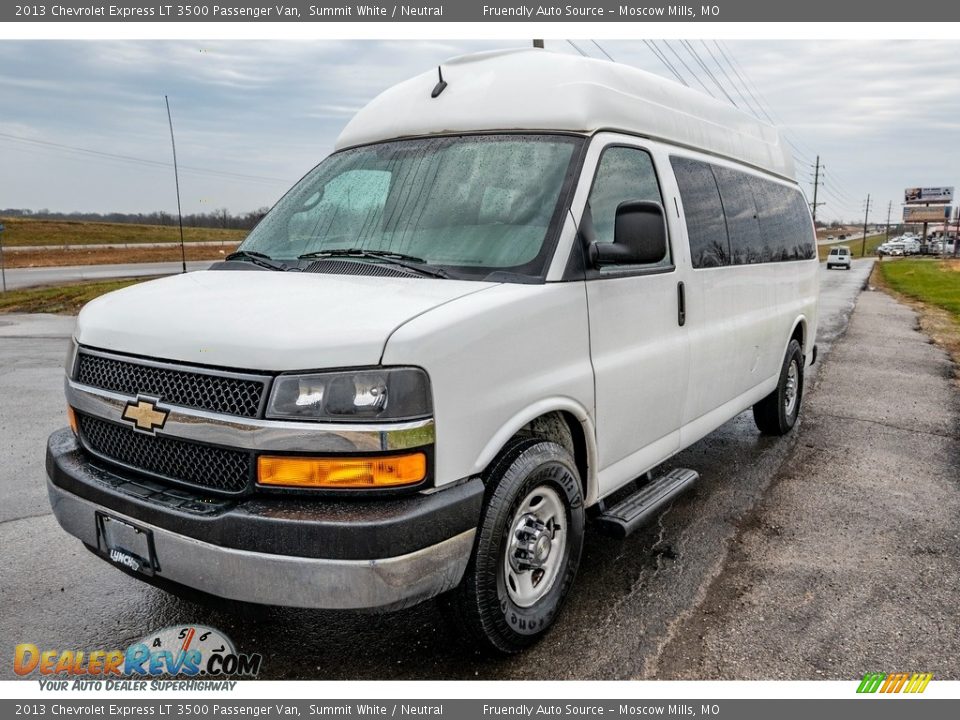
[335,48,794,180]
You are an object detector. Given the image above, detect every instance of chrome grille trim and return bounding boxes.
[66,379,436,453]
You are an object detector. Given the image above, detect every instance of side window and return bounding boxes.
[588,146,670,267]
[712,165,766,264]
[670,156,730,268]
[749,177,816,262]
[785,186,817,260]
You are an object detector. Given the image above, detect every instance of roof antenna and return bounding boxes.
[431,66,447,98]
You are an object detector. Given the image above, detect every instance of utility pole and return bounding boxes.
[954,207,959,257]
[0,222,6,292]
[885,200,892,240]
[810,155,825,225]
[860,194,871,258]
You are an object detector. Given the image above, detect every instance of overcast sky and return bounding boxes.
[1,39,958,223]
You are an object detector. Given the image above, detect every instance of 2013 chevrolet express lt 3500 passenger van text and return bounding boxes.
[47,49,819,653]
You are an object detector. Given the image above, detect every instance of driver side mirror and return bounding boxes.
[588,200,668,268]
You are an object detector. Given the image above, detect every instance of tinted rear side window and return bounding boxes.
[671,155,815,268]
[670,157,729,268]
[748,176,817,262]
[712,165,765,264]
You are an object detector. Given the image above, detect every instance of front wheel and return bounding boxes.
[753,338,805,436]
[451,438,585,654]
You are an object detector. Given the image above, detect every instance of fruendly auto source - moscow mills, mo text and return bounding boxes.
[483,5,711,17]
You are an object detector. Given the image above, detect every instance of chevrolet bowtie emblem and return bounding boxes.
[122,397,169,434]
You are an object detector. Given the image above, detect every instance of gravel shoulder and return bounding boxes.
[652,288,960,679]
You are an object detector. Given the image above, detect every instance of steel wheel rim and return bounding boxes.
[784,359,799,416]
[503,484,568,608]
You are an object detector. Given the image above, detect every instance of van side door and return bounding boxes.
[577,136,691,497]
[670,154,811,445]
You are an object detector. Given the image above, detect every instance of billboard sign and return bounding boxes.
[904,187,954,204]
[903,205,951,223]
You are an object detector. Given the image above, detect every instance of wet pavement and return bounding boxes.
[4,260,924,681]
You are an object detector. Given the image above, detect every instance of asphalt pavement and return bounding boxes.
[1,261,213,290]
[3,259,956,680]
[654,286,960,679]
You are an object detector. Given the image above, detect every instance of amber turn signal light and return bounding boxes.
[257,453,427,489]
[67,406,78,435]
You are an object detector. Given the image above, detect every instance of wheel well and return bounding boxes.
[791,321,805,352]
[517,411,589,496]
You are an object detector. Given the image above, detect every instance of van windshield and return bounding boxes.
[239,134,582,280]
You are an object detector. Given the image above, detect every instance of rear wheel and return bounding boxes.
[451,438,584,654]
[753,339,804,436]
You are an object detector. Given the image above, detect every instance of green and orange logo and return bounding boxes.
[857,672,933,694]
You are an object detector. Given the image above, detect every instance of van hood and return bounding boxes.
[75,270,496,371]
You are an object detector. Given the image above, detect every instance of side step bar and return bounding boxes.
[596,468,699,538]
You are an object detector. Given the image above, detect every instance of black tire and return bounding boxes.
[451,438,585,654]
[753,338,804,436]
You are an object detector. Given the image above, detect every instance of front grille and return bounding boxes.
[76,351,266,418]
[78,414,252,495]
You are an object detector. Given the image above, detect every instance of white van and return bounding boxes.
[46,50,819,653]
[826,246,852,269]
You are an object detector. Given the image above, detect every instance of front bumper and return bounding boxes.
[46,429,483,610]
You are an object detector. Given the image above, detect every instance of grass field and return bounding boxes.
[0,278,149,314]
[0,216,248,247]
[879,258,960,319]
[877,258,960,384]
[817,233,886,261]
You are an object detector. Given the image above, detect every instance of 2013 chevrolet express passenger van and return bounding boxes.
[47,49,819,653]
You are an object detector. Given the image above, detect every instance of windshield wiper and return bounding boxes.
[298,248,450,279]
[224,250,288,271]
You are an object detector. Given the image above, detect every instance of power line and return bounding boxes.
[566,40,589,57]
[783,139,815,168]
[0,131,289,186]
[712,41,775,124]
[695,41,813,168]
[590,40,615,62]
[712,42,862,204]
[700,40,764,118]
[680,40,739,107]
[643,40,688,86]
[821,174,856,203]
[663,41,715,96]
[716,41,825,165]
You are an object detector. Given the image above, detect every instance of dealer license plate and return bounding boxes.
[96,512,158,576]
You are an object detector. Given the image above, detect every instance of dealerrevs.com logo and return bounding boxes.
[14,625,262,690]
[857,672,933,694]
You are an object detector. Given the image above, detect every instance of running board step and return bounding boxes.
[596,468,699,538]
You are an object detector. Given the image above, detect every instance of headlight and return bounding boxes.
[266,367,432,422]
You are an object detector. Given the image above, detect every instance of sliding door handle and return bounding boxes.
[677,281,686,327]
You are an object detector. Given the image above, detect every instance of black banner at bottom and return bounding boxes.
[2,699,957,720]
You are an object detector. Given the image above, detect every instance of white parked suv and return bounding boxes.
[46,49,819,653]
[826,246,852,269]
